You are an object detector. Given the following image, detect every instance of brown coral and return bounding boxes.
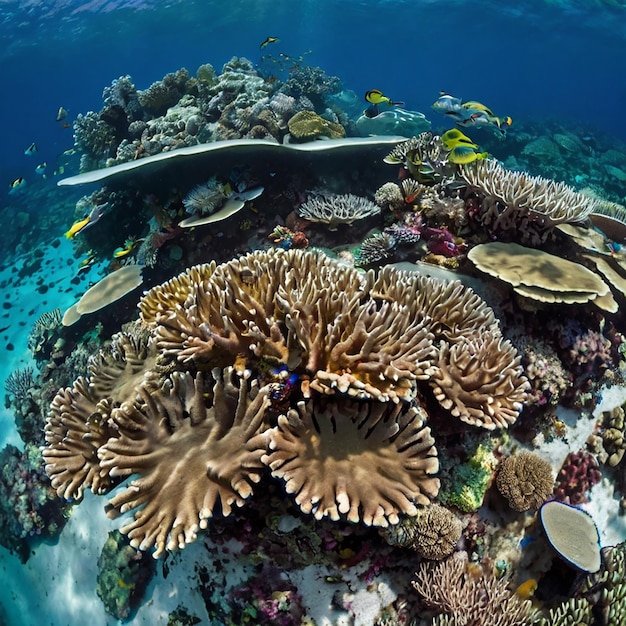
[99,368,271,557]
[496,451,554,511]
[154,249,436,402]
[43,377,117,500]
[460,159,600,243]
[429,331,529,430]
[287,110,345,141]
[261,397,440,526]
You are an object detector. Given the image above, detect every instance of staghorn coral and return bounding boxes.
[296,193,380,230]
[4,366,34,403]
[261,397,440,526]
[496,451,554,511]
[460,159,600,243]
[154,249,436,403]
[99,368,271,557]
[413,553,538,625]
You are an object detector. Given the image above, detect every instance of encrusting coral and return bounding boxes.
[261,397,440,526]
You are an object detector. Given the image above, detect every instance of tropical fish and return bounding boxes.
[441,128,479,151]
[65,215,91,239]
[365,89,404,107]
[447,145,488,164]
[260,36,279,49]
[24,142,38,156]
[8,177,26,193]
[515,578,538,600]
[77,251,97,274]
[431,92,463,115]
[35,162,47,175]
[56,106,68,122]
[113,237,143,259]
[461,100,495,117]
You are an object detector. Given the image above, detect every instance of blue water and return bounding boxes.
[1,1,626,625]
[1,0,625,195]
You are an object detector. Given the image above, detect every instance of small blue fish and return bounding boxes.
[35,162,47,175]
[24,142,38,156]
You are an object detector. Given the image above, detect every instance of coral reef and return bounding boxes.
[553,450,602,504]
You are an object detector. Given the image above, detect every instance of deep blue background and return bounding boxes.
[1,0,625,203]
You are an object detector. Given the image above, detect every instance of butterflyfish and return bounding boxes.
[260,36,279,49]
[447,145,488,165]
[24,142,38,156]
[365,89,404,106]
[35,162,47,175]
[441,128,478,151]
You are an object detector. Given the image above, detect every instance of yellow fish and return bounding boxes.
[9,177,26,193]
[365,89,404,107]
[461,100,495,117]
[260,36,279,49]
[65,215,90,239]
[448,146,488,165]
[515,578,538,600]
[441,128,479,151]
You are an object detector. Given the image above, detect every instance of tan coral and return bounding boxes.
[460,159,600,242]
[88,326,158,403]
[43,377,117,500]
[296,193,381,230]
[287,110,345,141]
[468,242,610,306]
[99,367,271,557]
[496,450,554,511]
[139,262,216,328]
[413,553,538,626]
[261,397,440,527]
[429,331,530,430]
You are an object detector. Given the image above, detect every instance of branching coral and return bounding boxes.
[261,397,440,526]
[496,451,554,511]
[296,193,380,230]
[413,553,538,625]
[460,159,600,243]
[100,368,271,557]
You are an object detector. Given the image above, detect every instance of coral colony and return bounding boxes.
[4,55,626,624]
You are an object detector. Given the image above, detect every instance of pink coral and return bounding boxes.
[553,450,602,505]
